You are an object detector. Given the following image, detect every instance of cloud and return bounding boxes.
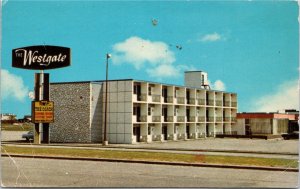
[111,36,193,78]
[199,32,222,42]
[251,79,299,112]
[146,64,196,79]
[208,80,226,91]
[112,36,175,70]
[1,69,29,101]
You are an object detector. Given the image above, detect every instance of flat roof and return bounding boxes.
[50,78,236,94]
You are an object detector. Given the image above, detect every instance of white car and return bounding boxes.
[22,131,33,141]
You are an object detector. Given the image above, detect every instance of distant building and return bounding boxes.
[49,71,238,144]
[1,113,17,121]
[233,112,299,135]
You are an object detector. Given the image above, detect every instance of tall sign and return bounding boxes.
[12,45,71,144]
[12,45,71,70]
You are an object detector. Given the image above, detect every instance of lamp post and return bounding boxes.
[103,53,111,146]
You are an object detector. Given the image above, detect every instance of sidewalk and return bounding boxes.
[3,153,298,173]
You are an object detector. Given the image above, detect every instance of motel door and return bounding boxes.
[133,126,141,142]
[162,88,168,103]
[162,125,168,140]
[163,107,168,122]
[186,125,190,139]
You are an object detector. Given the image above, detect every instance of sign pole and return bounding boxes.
[33,73,41,144]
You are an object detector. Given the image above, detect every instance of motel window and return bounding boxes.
[148,86,152,95]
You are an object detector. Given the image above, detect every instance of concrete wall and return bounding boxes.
[90,83,103,142]
[232,119,245,135]
[50,82,91,143]
[106,80,133,144]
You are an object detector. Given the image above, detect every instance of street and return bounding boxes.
[2,157,298,188]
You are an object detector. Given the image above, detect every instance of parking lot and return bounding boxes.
[1,131,299,154]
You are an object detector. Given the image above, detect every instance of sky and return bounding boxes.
[1,1,299,118]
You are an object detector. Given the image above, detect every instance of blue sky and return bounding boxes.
[2,1,299,118]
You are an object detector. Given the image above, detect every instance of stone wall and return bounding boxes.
[50,82,91,142]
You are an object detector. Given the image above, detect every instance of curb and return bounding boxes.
[2,154,298,172]
[3,142,298,156]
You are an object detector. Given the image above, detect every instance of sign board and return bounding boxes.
[32,101,54,123]
[12,45,71,70]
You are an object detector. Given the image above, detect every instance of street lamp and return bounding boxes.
[103,53,111,146]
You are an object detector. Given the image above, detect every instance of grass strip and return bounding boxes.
[1,124,33,131]
[1,145,298,168]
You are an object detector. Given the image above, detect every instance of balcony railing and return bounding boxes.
[167,96,173,103]
[188,116,196,122]
[137,94,147,101]
[177,97,185,104]
[231,117,237,122]
[167,116,173,122]
[152,116,161,122]
[136,115,147,122]
[216,117,223,122]
[177,116,185,122]
[197,116,205,122]
[207,117,215,122]
[223,117,230,122]
[152,95,161,102]
[187,98,195,105]
[197,99,205,105]
[231,102,237,107]
[223,101,230,107]
[215,100,222,106]
[207,100,214,106]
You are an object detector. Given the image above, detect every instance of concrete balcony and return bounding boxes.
[207,117,215,122]
[152,116,161,122]
[187,116,196,122]
[167,96,174,103]
[177,97,185,104]
[140,115,147,122]
[187,98,195,105]
[177,116,186,122]
[223,117,230,122]
[223,101,230,107]
[231,102,237,107]
[197,116,206,122]
[215,100,222,106]
[167,116,174,122]
[152,94,161,102]
[215,117,223,122]
[207,100,214,106]
[197,99,205,105]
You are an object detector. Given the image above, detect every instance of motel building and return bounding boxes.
[233,111,299,136]
[49,71,238,144]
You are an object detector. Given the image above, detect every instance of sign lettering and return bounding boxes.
[12,45,71,70]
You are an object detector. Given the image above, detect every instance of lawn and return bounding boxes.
[2,145,298,168]
[1,123,33,131]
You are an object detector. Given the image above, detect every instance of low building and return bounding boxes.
[1,113,17,123]
[233,112,299,135]
[49,71,238,144]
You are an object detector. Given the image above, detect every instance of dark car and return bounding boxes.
[282,131,299,140]
[22,131,34,141]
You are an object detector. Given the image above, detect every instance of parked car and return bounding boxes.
[22,131,33,141]
[282,131,299,140]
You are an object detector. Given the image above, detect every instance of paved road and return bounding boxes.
[2,157,298,187]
